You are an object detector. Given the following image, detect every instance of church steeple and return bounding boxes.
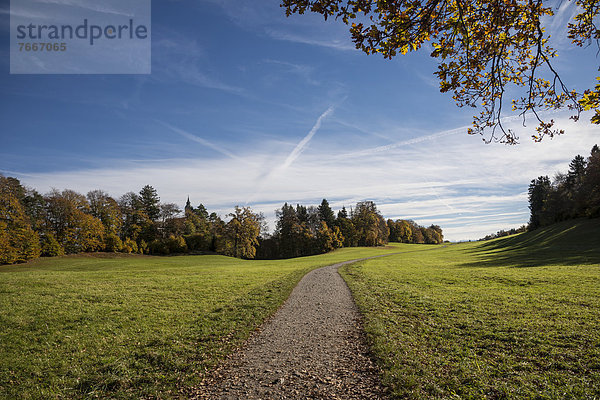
[185,196,192,212]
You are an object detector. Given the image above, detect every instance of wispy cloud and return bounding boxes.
[334,125,467,159]
[158,121,242,161]
[263,59,320,85]
[246,106,335,204]
[34,0,135,17]
[204,0,357,51]
[264,28,356,51]
[9,113,598,242]
[281,106,335,170]
[545,1,580,49]
[163,63,244,93]
[152,34,244,94]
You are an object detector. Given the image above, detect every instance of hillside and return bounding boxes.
[342,219,600,399]
[472,218,600,267]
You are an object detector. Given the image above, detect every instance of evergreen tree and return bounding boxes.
[528,176,553,230]
[337,206,348,219]
[275,203,300,258]
[317,199,336,228]
[196,204,209,220]
[139,185,161,222]
[584,145,600,217]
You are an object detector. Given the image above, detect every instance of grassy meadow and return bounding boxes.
[341,219,600,399]
[2,219,599,399]
[0,246,400,399]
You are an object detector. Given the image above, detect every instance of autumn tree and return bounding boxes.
[222,206,261,259]
[428,224,444,243]
[411,225,425,243]
[159,203,183,237]
[22,188,46,232]
[388,219,417,243]
[183,201,212,251]
[0,176,40,264]
[44,189,104,253]
[423,225,443,244]
[87,190,123,238]
[281,0,599,143]
[352,201,388,246]
[335,206,358,246]
[316,221,337,253]
[397,220,413,243]
[118,192,147,242]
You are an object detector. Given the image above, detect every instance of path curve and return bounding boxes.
[192,256,393,399]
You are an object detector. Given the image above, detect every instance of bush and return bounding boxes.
[149,239,169,255]
[0,227,17,264]
[104,233,123,252]
[39,233,62,257]
[184,233,210,252]
[149,236,187,255]
[138,239,148,254]
[166,236,187,253]
[121,238,138,254]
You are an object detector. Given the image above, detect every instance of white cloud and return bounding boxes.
[262,59,320,86]
[205,0,357,51]
[264,28,356,51]
[151,33,243,94]
[158,121,244,162]
[10,112,598,242]
[34,0,135,17]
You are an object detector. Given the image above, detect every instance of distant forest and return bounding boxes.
[0,178,444,265]
[528,144,600,229]
[480,144,600,241]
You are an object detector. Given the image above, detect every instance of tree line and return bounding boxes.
[0,178,444,264]
[257,199,444,259]
[480,226,528,241]
[528,144,600,230]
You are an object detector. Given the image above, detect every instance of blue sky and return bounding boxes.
[0,0,598,241]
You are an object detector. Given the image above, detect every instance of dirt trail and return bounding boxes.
[192,257,390,399]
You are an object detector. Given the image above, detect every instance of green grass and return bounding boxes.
[0,246,400,399]
[341,219,600,399]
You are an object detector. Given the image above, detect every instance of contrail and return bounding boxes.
[159,121,240,161]
[245,106,335,204]
[280,106,334,171]
[333,124,469,160]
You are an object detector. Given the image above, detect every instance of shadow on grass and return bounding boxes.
[462,218,600,268]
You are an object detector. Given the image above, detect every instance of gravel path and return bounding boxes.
[192,257,391,399]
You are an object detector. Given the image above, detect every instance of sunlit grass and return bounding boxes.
[341,219,600,398]
[0,246,399,399]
